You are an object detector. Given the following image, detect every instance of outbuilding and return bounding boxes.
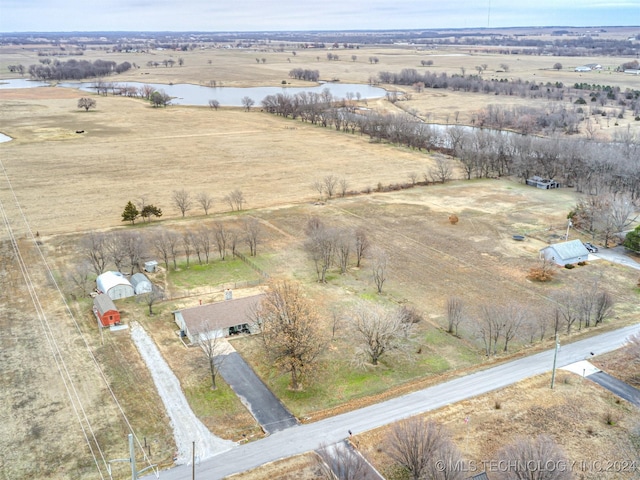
[540,239,590,266]
[96,271,135,300]
[130,273,153,294]
[93,293,121,327]
[526,176,560,189]
[173,293,265,344]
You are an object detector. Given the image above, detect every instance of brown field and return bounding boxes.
[231,371,640,480]
[1,32,639,480]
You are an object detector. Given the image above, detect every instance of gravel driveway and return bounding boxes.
[130,322,234,464]
[593,246,640,271]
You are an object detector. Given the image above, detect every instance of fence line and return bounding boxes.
[234,251,270,279]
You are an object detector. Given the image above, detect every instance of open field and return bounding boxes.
[1,32,639,479]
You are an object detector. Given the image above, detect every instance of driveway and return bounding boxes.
[587,371,640,407]
[593,246,640,271]
[217,352,298,434]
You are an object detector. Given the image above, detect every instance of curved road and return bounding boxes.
[150,323,640,480]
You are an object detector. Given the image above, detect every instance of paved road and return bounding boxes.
[593,246,640,271]
[217,352,298,434]
[150,323,640,480]
[587,371,640,407]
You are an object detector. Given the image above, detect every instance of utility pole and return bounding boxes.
[550,334,560,389]
[108,434,157,480]
[192,441,195,480]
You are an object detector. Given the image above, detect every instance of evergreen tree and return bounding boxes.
[624,225,640,252]
[141,204,163,222]
[121,201,139,224]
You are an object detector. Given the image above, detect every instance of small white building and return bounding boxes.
[96,271,135,300]
[540,239,590,266]
[130,273,153,295]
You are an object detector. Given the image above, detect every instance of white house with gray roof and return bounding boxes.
[539,239,590,266]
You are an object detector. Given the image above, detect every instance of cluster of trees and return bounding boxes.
[145,58,184,68]
[384,417,572,480]
[569,193,639,247]
[7,64,25,75]
[73,219,262,291]
[624,224,640,252]
[447,283,614,357]
[378,69,640,118]
[260,89,639,203]
[27,58,132,80]
[288,68,320,81]
[121,189,245,223]
[304,216,370,283]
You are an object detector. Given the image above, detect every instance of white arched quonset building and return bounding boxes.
[130,273,153,294]
[96,271,135,300]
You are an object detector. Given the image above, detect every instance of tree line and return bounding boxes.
[259,89,639,202]
[27,58,133,81]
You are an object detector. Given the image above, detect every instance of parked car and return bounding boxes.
[584,242,598,253]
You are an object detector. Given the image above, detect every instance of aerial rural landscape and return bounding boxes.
[0,5,639,480]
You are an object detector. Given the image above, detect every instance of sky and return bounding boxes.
[0,0,638,33]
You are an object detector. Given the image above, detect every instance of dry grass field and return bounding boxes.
[1,31,639,479]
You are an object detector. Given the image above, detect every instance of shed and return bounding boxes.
[540,239,590,266]
[173,293,265,343]
[526,176,560,189]
[96,271,135,300]
[93,293,121,327]
[144,260,158,273]
[130,273,152,294]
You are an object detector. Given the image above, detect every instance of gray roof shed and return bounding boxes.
[130,273,152,294]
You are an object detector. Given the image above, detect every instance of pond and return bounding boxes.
[55,80,387,107]
[0,78,51,89]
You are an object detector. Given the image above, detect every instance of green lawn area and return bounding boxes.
[169,258,261,290]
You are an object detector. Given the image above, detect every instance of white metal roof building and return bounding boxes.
[540,239,590,266]
[96,271,135,300]
[130,273,153,294]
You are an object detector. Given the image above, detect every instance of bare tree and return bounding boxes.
[305,219,336,283]
[244,217,261,256]
[447,297,464,336]
[213,222,229,260]
[370,247,388,294]
[339,177,349,197]
[77,97,96,111]
[241,96,255,111]
[224,189,245,211]
[197,226,212,264]
[196,192,214,215]
[553,290,579,334]
[182,230,193,267]
[315,443,372,480]
[495,434,571,480]
[350,301,410,366]
[429,155,454,183]
[138,284,164,315]
[105,232,128,272]
[65,261,93,299]
[150,229,171,270]
[172,189,193,217]
[120,231,145,275]
[323,175,339,199]
[335,228,352,274]
[208,99,220,110]
[553,62,563,71]
[195,324,229,390]
[354,229,369,268]
[81,232,108,275]
[254,280,324,390]
[313,179,325,200]
[387,417,464,480]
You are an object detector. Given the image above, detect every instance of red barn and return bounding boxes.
[93,293,121,327]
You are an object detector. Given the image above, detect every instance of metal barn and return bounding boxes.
[96,271,135,300]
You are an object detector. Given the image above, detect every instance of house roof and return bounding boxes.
[541,239,589,260]
[130,273,150,287]
[177,294,265,334]
[96,271,133,293]
[93,293,117,315]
